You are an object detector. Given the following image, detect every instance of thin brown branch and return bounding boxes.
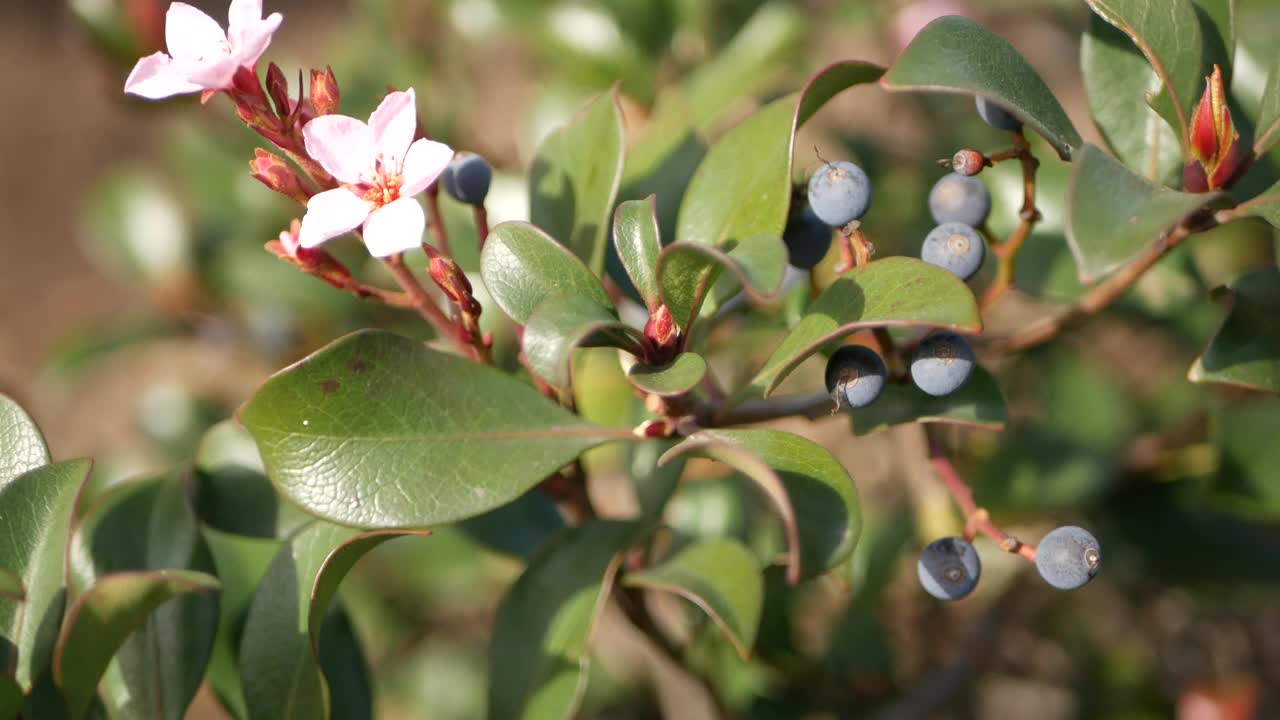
[707,392,832,427]
[980,131,1040,312]
[382,254,474,357]
[473,205,491,251]
[926,429,1035,561]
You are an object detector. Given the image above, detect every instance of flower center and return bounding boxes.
[359,154,404,207]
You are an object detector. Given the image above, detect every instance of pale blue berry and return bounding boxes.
[975,96,1022,131]
[441,152,492,205]
[910,332,975,397]
[918,537,981,600]
[928,173,990,227]
[1036,526,1101,590]
[807,161,871,227]
[824,345,886,409]
[922,222,985,280]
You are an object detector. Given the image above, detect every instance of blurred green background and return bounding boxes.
[4,0,1280,717]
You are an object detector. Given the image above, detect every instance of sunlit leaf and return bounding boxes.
[481,222,613,326]
[0,393,49,489]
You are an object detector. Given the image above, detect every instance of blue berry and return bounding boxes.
[910,332,975,397]
[928,173,991,227]
[807,160,871,227]
[917,537,981,600]
[922,222,985,280]
[1035,526,1101,590]
[975,96,1022,131]
[824,345,886,409]
[783,208,833,270]
[441,152,492,205]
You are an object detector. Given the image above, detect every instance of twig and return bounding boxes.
[382,254,473,357]
[707,393,832,427]
[925,429,1035,561]
[991,210,1215,353]
[980,131,1040,312]
[473,205,491,251]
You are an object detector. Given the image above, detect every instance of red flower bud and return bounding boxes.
[1187,65,1242,190]
[310,66,340,117]
[249,149,311,205]
[643,304,680,358]
[429,255,479,314]
[265,62,291,118]
[265,220,353,289]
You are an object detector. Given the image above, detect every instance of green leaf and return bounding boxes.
[627,353,707,397]
[846,366,1008,435]
[748,257,981,397]
[239,522,424,720]
[1191,0,1234,79]
[456,492,566,559]
[194,420,310,539]
[0,570,20,602]
[657,233,788,332]
[66,472,220,720]
[488,520,637,720]
[1066,144,1220,282]
[675,62,884,248]
[881,15,1081,159]
[1189,268,1280,392]
[0,674,18,719]
[0,459,91,690]
[661,429,860,582]
[522,294,646,391]
[202,530,279,720]
[1240,179,1280,228]
[240,330,631,528]
[1256,54,1280,155]
[529,88,626,275]
[1083,0,1203,145]
[0,394,49,488]
[480,222,613,325]
[623,539,763,660]
[53,570,219,720]
[612,197,663,311]
[1080,16,1182,185]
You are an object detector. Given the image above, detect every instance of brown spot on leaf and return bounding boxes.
[319,379,340,394]
[348,359,368,375]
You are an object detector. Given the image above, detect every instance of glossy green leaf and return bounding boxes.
[846,366,1008,435]
[627,353,707,397]
[457,492,566,559]
[1084,0,1203,144]
[748,257,981,397]
[1080,16,1182,185]
[522,294,646,390]
[53,570,219,720]
[0,674,18,719]
[1066,144,1220,282]
[480,222,613,326]
[0,394,49,488]
[675,62,884,248]
[488,520,637,720]
[0,459,91,690]
[529,88,626,275]
[1191,0,1234,79]
[1240,179,1280,229]
[202,530,278,720]
[0,571,20,602]
[1256,54,1280,155]
[613,197,663,311]
[657,233,788,332]
[662,429,860,582]
[240,330,632,528]
[1189,268,1280,392]
[623,539,762,659]
[881,15,1081,159]
[240,522,423,720]
[194,420,310,539]
[66,472,220,720]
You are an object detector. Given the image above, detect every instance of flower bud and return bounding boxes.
[1187,65,1243,190]
[429,255,481,315]
[265,62,291,118]
[266,220,353,289]
[644,304,680,358]
[249,149,310,205]
[310,66,340,117]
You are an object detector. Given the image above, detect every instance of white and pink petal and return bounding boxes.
[368,89,418,163]
[400,139,454,196]
[299,189,374,249]
[361,198,425,257]
[164,3,229,62]
[124,52,206,99]
[302,116,376,185]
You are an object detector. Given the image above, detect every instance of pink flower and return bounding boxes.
[298,89,454,257]
[124,0,282,100]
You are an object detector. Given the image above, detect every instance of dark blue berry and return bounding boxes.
[783,208,833,270]
[922,222,985,281]
[928,173,990,227]
[441,152,492,205]
[1035,526,1101,590]
[975,96,1022,131]
[807,160,871,227]
[917,537,981,600]
[824,345,886,409]
[910,332,975,397]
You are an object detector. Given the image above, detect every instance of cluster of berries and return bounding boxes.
[918,526,1102,600]
[823,330,976,411]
